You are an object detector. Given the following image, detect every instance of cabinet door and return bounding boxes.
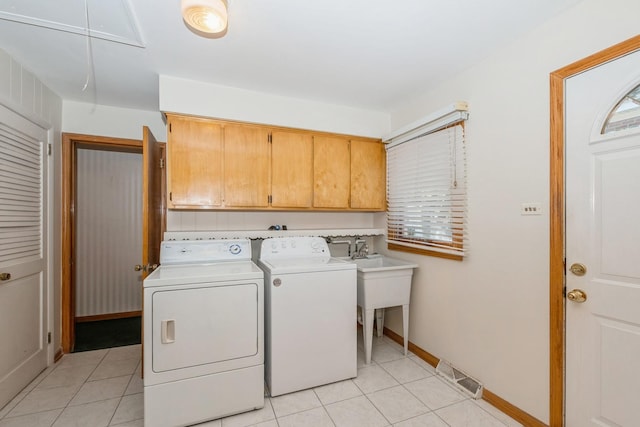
[271,131,313,208]
[167,115,223,208]
[350,139,386,210]
[224,125,270,207]
[313,135,350,208]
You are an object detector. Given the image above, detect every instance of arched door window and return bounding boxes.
[602,83,640,134]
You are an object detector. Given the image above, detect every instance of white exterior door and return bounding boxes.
[565,50,640,426]
[0,105,48,408]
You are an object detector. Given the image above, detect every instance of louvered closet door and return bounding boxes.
[0,104,48,409]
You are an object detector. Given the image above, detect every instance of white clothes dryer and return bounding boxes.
[257,236,357,397]
[143,238,264,427]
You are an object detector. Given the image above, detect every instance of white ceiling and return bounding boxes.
[0,0,582,113]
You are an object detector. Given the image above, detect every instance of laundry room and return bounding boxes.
[1,1,640,427]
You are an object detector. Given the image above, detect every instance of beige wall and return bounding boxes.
[379,0,640,422]
[0,48,63,364]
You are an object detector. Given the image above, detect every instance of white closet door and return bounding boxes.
[0,104,48,409]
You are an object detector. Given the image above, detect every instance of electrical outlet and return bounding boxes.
[521,203,542,215]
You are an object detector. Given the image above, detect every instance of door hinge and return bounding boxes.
[47,143,52,156]
[47,332,51,344]
[159,158,165,169]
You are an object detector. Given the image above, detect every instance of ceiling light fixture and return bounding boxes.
[181,0,228,37]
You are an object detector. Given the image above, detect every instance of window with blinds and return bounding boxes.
[385,110,467,260]
[0,122,42,265]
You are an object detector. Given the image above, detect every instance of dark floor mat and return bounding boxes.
[74,316,141,352]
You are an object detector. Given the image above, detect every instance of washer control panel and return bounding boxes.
[159,239,252,265]
[259,237,329,260]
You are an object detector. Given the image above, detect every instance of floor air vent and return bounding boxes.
[435,360,483,399]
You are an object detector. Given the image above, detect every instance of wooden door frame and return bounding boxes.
[549,34,640,426]
[61,133,142,354]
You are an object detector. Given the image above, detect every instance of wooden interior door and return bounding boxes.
[565,49,640,426]
[142,126,163,279]
[313,135,350,208]
[141,126,164,373]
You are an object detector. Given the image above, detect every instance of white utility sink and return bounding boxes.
[347,254,418,364]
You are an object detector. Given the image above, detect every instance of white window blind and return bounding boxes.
[386,122,467,258]
[0,122,42,264]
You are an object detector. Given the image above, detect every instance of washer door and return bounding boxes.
[152,283,259,373]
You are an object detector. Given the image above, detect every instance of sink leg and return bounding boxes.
[363,308,375,364]
[375,308,385,338]
[402,304,409,356]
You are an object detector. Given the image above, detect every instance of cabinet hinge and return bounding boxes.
[169,123,172,133]
[47,332,51,344]
[268,195,272,204]
[47,143,52,156]
[159,158,165,169]
[169,192,172,201]
[268,134,272,143]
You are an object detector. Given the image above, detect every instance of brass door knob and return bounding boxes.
[569,263,587,276]
[134,264,159,272]
[567,289,587,303]
[0,272,11,281]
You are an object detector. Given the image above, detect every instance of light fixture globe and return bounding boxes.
[181,0,228,35]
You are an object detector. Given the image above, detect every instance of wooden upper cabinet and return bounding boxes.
[167,115,223,208]
[350,139,386,210]
[165,113,385,211]
[313,135,350,208]
[271,131,313,208]
[223,124,270,207]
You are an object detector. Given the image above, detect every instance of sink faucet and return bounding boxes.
[352,238,369,259]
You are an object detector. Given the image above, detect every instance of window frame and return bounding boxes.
[384,104,468,261]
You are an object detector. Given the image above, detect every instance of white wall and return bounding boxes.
[159,75,389,138]
[0,48,63,363]
[379,0,640,422]
[62,101,166,141]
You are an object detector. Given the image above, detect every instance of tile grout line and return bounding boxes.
[49,347,112,427]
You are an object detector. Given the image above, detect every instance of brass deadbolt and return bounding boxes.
[569,263,587,276]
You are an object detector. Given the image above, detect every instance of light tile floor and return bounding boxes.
[0,335,523,427]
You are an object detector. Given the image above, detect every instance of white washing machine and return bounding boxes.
[143,238,264,427]
[257,236,357,397]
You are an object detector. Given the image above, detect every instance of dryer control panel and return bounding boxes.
[159,239,252,265]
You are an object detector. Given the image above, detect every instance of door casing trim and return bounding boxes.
[61,133,142,354]
[549,34,640,426]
